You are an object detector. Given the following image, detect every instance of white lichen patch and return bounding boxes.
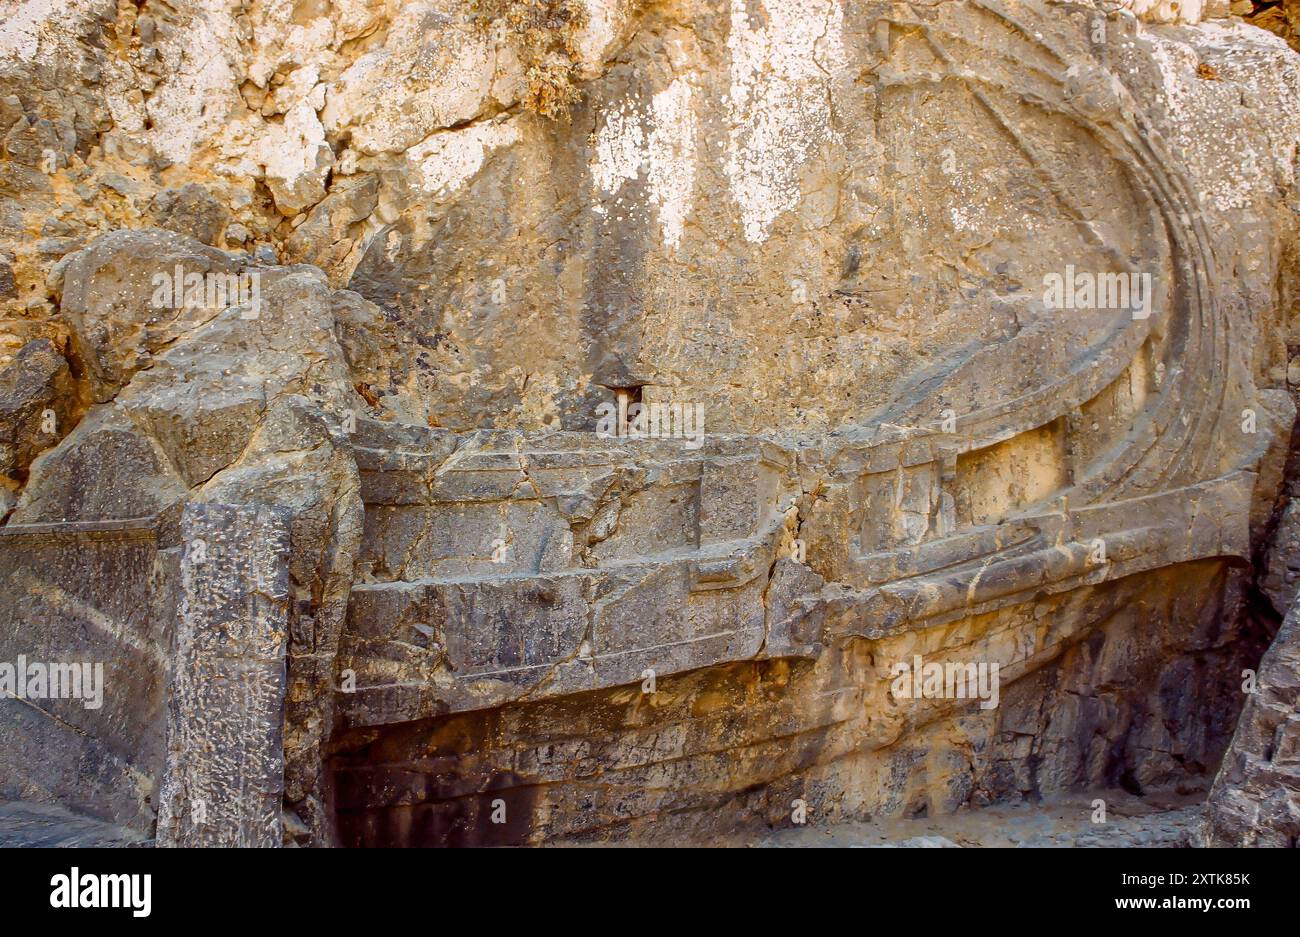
[259,100,334,213]
[647,78,698,250]
[406,119,522,197]
[724,0,847,243]
[591,100,646,196]
[0,0,64,62]
[0,0,118,66]
[590,76,699,251]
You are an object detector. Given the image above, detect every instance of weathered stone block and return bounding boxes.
[156,503,292,848]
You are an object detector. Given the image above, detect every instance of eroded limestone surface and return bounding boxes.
[1,0,1299,847]
[1203,586,1300,845]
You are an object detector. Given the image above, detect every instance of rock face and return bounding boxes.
[156,503,293,848]
[1204,589,1300,846]
[1243,1,1300,50]
[0,337,76,481]
[1,0,1299,846]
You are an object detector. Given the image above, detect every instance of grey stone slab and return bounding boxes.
[156,503,291,848]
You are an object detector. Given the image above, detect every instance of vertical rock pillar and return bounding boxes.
[157,503,293,847]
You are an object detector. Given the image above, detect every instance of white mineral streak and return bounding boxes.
[590,77,698,250]
[406,120,521,196]
[145,0,242,167]
[1121,0,1207,23]
[648,79,698,249]
[724,0,846,243]
[592,102,646,196]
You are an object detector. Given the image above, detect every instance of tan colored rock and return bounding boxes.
[1204,588,1300,846]
[1,0,1299,849]
[144,184,230,247]
[321,4,496,156]
[52,229,253,402]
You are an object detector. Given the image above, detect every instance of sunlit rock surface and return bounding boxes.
[0,0,1298,846]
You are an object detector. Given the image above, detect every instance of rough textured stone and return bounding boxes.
[0,0,1298,849]
[0,517,170,831]
[0,800,148,847]
[1244,1,1300,50]
[0,337,76,478]
[144,183,230,247]
[156,503,292,848]
[50,229,253,402]
[1203,586,1300,846]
